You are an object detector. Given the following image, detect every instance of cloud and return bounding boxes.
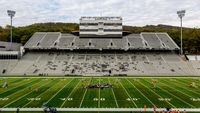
[0,0,199,27]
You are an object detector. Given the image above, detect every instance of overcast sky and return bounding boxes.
[0,0,200,27]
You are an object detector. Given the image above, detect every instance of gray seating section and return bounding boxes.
[74,38,90,49]
[101,54,116,62]
[24,32,46,48]
[39,32,60,48]
[146,53,164,62]
[4,31,199,76]
[25,32,179,50]
[130,53,148,62]
[0,41,22,51]
[162,53,181,62]
[1,52,200,76]
[126,34,145,49]
[116,54,130,62]
[112,38,125,49]
[58,34,76,49]
[0,60,18,74]
[72,54,86,62]
[156,33,179,50]
[86,54,101,62]
[55,53,72,61]
[91,39,110,49]
[141,33,163,49]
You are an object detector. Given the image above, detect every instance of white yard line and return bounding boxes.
[2,79,40,99]
[22,79,61,107]
[3,79,50,108]
[173,79,200,95]
[117,78,138,108]
[143,79,195,108]
[60,79,82,108]
[0,79,33,95]
[98,77,100,108]
[159,81,196,107]
[137,80,176,108]
[126,78,154,106]
[79,78,92,108]
[108,78,119,108]
[160,82,193,99]
[46,78,74,104]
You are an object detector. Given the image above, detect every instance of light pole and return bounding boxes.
[177,10,186,55]
[7,10,16,50]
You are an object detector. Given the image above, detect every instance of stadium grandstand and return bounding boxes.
[0,17,200,76]
[0,41,22,60]
[0,41,22,51]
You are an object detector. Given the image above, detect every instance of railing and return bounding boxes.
[0,108,200,112]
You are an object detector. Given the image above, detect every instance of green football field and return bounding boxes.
[0,77,200,112]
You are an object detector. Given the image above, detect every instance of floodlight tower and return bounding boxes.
[7,10,16,50]
[177,10,186,55]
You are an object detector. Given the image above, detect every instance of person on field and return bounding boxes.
[153,105,157,112]
[144,105,146,111]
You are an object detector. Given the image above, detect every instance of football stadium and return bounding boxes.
[0,16,200,113]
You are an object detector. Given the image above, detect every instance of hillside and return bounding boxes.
[0,23,200,54]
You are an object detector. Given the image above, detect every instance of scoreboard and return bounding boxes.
[80,17,122,38]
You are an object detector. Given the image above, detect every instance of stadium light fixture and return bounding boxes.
[177,10,186,55]
[7,10,16,50]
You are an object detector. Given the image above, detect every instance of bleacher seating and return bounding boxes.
[75,38,90,49]
[39,32,60,48]
[156,33,179,50]
[146,53,164,62]
[1,51,200,76]
[24,32,46,48]
[2,31,200,76]
[162,53,181,62]
[91,39,110,49]
[112,39,125,49]
[126,34,145,49]
[25,32,179,50]
[58,34,76,49]
[141,33,163,49]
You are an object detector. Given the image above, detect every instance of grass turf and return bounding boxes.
[0,77,200,111]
